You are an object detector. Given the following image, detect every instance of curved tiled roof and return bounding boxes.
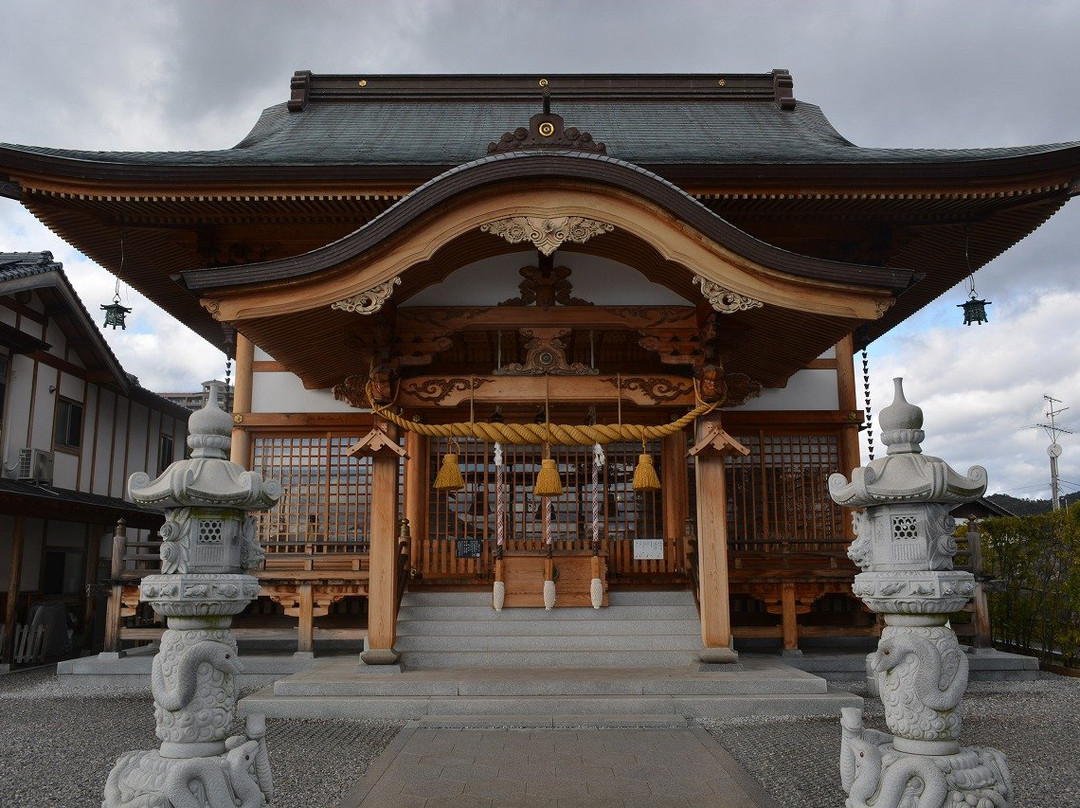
[3,87,1079,170]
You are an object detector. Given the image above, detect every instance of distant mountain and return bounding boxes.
[986,492,1080,516]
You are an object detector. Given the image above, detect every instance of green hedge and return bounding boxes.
[980,506,1080,668]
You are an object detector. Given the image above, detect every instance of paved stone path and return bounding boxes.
[338,722,781,807]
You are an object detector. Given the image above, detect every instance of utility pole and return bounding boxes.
[1031,395,1073,511]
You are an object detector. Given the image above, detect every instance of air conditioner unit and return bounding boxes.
[17,448,54,485]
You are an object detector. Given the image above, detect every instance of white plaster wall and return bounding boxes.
[3,354,34,470]
[91,389,116,496]
[254,345,273,361]
[0,308,15,327]
[125,402,150,483]
[108,399,130,497]
[403,252,691,307]
[252,371,363,414]
[30,366,58,453]
[728,368,839,411]
[52,449,78,489]
[58,371,85,402]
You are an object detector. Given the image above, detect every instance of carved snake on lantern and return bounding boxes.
[151,639,241,712]
[840,708,949,808]
[871,632,968,714]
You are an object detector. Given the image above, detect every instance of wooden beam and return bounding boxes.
[397,305,698,333]
[396,374,696,408]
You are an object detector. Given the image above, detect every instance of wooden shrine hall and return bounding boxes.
[3,71,1079,665]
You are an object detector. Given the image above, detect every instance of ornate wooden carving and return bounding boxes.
[500,258,593,309]
[603,376,694,404]
[725,373,763,405]
[494,328,598,376]
[487,108,606,155]
[693,276,764,313]
[331,277,401,315]
[481,216,614,256]
[637,329,704,366]
[608,306,697,328]
[401,377,494,404]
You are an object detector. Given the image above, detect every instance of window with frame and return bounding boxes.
[54,397,83,450]
[158,433,175,475]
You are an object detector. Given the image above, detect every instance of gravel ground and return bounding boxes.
[3,665,1078,807]
[702,674,1080,808]
[0,667,403,808]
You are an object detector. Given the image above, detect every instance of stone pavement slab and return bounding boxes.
[337,722,782,807]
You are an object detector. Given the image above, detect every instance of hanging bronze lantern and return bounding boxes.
[101,294,132,329]
[958,296,991,326]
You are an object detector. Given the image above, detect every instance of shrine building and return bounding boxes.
[2,71,1078,666]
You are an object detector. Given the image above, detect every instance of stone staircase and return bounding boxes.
[394,589,706,669]
[238,589,862,722]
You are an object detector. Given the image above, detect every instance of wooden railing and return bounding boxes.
[102,520,372,655]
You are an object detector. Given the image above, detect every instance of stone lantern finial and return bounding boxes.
[878,377,925,455]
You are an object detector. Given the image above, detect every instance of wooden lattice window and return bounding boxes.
[252,434,373,554]
[724,431,846,553]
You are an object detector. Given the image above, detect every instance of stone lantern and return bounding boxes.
[828,378,1013,808]
[103,383,281,808]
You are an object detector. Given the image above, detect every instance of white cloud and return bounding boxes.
[3,0,1080,499]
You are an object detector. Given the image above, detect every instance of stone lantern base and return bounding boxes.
[840,708,1013,808]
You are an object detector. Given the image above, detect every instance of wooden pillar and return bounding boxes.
[2,515,25,666]
[662,432,689,573]
[102,520,127,656]
[781,582,799,653]
[404,432,429,570]
[836,334,862,474]
[348,424,406,666]
[690,416,749,664]
[966,521,993,651]
[230,333,254,466]
[296,583,314,656]
[81,523,101,651]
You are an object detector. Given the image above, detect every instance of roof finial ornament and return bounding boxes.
[488,82,606,155]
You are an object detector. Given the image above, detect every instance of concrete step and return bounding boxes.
[395,634,703,653]
[402,590,695,607]
[241,688,859,721]
[397,605,700,622]
[396,617,701,637]
[399,650,705,669]
[271,663,828,698]
[396,589,704,669]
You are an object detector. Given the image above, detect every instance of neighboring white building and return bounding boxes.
[0,252,190,666]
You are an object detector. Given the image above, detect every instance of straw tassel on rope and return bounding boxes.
[533,377,563,497]
[632,445,661,492]
[433,440,465,491]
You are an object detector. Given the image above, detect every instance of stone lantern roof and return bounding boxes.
[128,382,280,510]
[829,377,986,508]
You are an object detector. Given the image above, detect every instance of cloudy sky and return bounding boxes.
[2,0,1079,499]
